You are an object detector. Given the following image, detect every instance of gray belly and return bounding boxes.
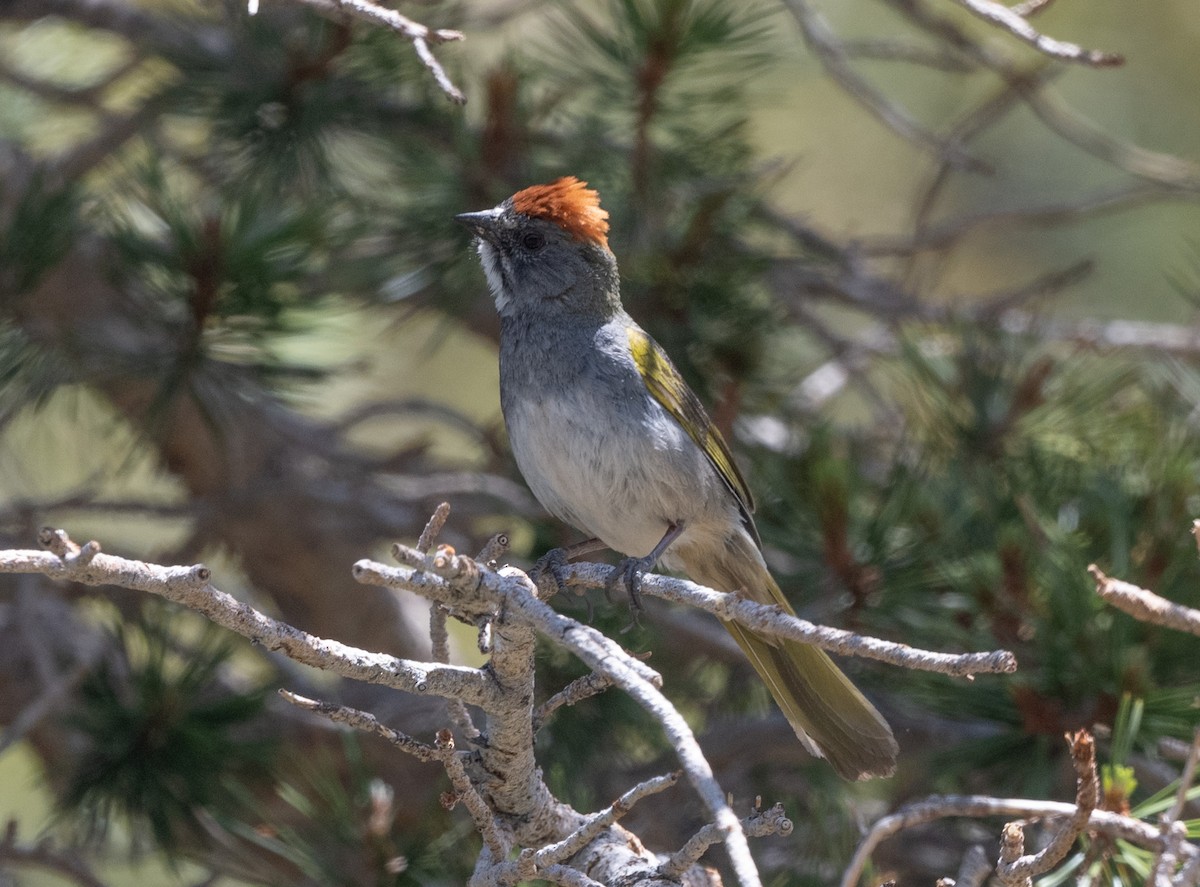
[506,392,728,558]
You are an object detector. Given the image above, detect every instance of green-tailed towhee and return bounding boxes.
[455,176,897,780]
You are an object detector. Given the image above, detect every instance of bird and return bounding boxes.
[455,176,898,780]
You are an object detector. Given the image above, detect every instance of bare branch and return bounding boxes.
[417,501,453,553]
[355,550,764,887]
[534,772,681,869]
[0,637,103,754]
[1151,729,1200,885]
[841,794,1197,887]
[261,0,466,103]
[1089,564,1200,637]
[780,0,986,171]
[0,530,497,707]
[280,689,441,762]
[948,0,1121,65]
[953,845,993,887]
[658,803,793,880]
[885,0,1200,190]
[840,38,973,72]
[436,729,511,863]
[1166,728,1200,825]
[533,672,615,733]
[280,692,510,861]
[0,823,108,887]
[418,504,481,740]
[560,562,1017,677]
[994,730,1097,885]
[868,182,1192,256]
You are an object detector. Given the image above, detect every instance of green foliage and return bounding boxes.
[224,735,443,886]
[751,329,1200,794]
[61,604,275,850]
[0,169,78,295]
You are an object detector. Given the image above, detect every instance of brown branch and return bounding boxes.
[0,823,108,887]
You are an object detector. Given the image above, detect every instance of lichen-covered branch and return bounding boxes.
[1,530,496,707]
[354,547,763,887]
[2,521,752,886]
[994,730,1098,886]
[840,734,1196,887]
[658,803,793,881]
[560,562,1016,677]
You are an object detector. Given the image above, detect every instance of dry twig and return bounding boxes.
[253,0,466,103]
[658,802,793,880]
[994,730,1098,885]
[1089,564,1200,637]
[948,0,1121,66]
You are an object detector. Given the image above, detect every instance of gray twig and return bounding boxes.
[560,562,1016,677]
[1151,729,1200,885]
[658,802,793,880]
[995,731,1098,885]
[260,0,466,103]
[535,772,680,869]
[948,0,1121,65]
[532,672,615,733]
[417,504,480,740]
[0,530,497,706]
[1089,564,1200,637]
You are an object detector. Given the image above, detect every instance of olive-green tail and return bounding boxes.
[723,619,897,780]
[680,535,897,781]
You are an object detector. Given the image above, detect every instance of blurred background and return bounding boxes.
[1,0,1199,883]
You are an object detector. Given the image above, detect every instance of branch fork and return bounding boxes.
[0,506,1026,886]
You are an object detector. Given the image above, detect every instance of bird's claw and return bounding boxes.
[530,547,571,599]
[607,556,650,631]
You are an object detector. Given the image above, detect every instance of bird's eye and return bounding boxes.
[521,231,546,251]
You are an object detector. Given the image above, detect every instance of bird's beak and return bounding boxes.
[454,209,502,246]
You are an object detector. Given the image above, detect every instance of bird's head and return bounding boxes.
[456,177,619,318]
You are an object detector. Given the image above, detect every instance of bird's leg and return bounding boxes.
[530,537,606,600]
[607,522,684,625]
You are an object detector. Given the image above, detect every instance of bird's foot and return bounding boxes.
[530,547,572,600]
[607,556,652,632]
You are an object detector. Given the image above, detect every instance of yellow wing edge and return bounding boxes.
[627,326,756,517]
